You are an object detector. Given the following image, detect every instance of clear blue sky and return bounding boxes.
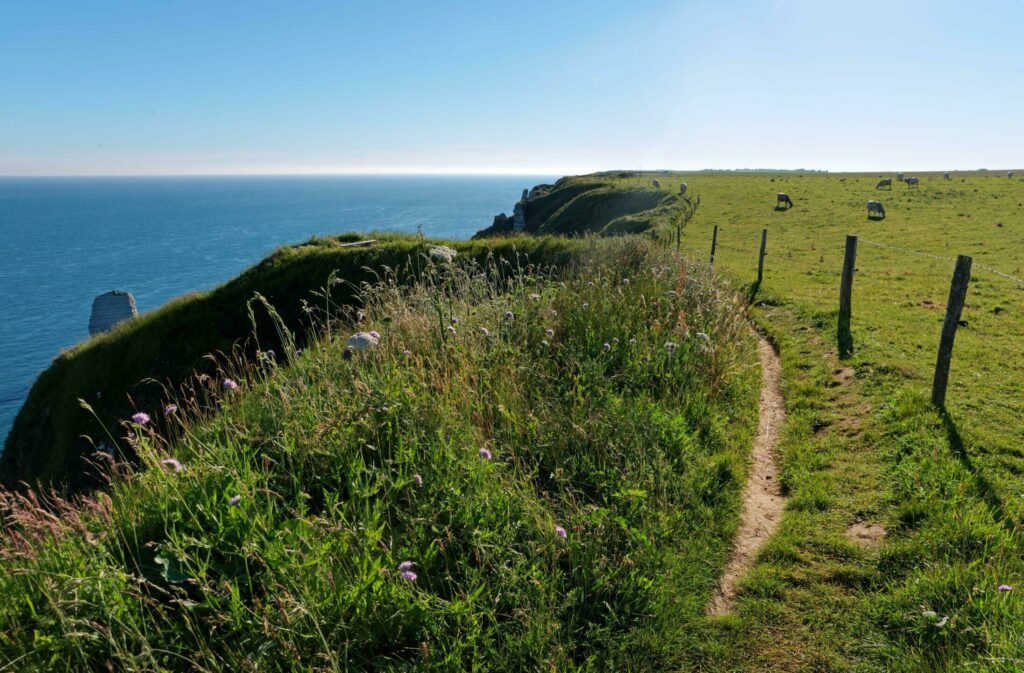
[2,0,1022,175]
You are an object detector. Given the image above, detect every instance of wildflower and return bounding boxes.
[622,278,630,286]
[222,379,239,391]
[265,349,275,358]
[164,404,178,415]
[587,281,595,288]
[398,560,418,581]
[666,290,677,298]
[447,325,457,335]
[528,293,540,300]
[346,332,380,351]
[504,311,514,321]
[696,332,710,342]
[582,302,589,309]
[612,337,619,345]
[629,338,637,345]
[131,412,151,426]
[160,458,182,473]
[999,584,1014,592]
[296,348,304,356]
[555,525,567,539]
[541,340,550,347]
[403,349,412,356]
[603,342,611,352]
[228,495,242,506]
[479,327,491,338]
[414,474,423,486]
[546,328,554,338]
[479,448,492,460]
[665,342,678,354]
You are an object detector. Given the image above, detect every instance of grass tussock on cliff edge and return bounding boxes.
[0,239,759,671]
[1,234,583,491]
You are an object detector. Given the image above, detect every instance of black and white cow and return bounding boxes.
[867,200,886,219]
[905,177,920,188]
[876,178,892,190]
[776,193,794,209]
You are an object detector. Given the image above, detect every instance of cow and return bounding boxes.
[944,172,951,180]
[652,178,661,189]
[679,182,688,195]
[776,193,794,209]
[876,179,892,190]
[867,200,886,219]
[905,177,920,188]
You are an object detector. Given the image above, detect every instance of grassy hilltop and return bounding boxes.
[3,170,1024,671]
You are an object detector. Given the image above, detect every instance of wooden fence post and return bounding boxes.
[932,255,972,407]
[710,225,719,267]
[757,229,768,284]
[838,235,857,357]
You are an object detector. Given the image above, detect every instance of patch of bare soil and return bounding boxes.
[846,522,887,547]
[708,333,786,616]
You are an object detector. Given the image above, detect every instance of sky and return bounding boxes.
[2,0,1022,176]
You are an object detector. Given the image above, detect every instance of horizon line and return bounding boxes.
[0,166,1018,179]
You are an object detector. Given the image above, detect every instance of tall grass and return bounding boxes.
[0,239,758,671]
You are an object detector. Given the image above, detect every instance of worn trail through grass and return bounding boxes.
[708,331,786,617]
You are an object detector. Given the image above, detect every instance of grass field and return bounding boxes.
[2,170,1023,671]
[641,170,1024,671]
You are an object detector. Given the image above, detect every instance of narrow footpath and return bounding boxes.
[708,332,786,616]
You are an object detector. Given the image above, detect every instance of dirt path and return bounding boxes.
[708,332,786,616]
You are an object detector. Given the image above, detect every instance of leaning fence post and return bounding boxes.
[710,225,719,267]
[838,235,858,357]
[932,255,972,407]
[757,229,768,284]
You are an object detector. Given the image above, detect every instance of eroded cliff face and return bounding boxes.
[472,175,679,239]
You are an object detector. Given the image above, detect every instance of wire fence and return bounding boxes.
[692,222,1024,409]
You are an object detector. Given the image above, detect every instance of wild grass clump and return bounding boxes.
[0,239,758,671]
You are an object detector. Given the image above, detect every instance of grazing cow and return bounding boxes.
[944,172,951,180]
[776,193,794,209]
[876,178,892,190]
[897,173,904,182]
[652,178,661,189]
[1010,171,1015,179]
[679,182,688,195]
[867,200,886,219]
[905,177,920,188]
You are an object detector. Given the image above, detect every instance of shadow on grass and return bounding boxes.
[746,280,762,305]
[939,408,1016,531]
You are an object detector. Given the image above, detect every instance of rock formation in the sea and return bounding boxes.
[513,200,526,233]
[88,290,138,336]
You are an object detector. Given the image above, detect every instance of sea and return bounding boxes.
[0,175,552,446]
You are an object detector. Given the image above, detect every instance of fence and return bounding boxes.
[699,225,1024,409]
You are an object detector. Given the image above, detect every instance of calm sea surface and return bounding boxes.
[0,175,551,446]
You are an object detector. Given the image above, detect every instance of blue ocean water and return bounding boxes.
[0,175,551,445]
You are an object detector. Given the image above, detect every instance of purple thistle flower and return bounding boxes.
[546,328,554,338]
[555,525,567,539]
[413,474,423,486]
[228,494,242,506]
[131,412,151,426]
[999,584,1014,592]
[222,379,239,391]
[479,448,492,460]
[163,404,178,415]
[504,311,514,321]
[265,349,275,358]
[160,458,182,473]
[398,561,417,581]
